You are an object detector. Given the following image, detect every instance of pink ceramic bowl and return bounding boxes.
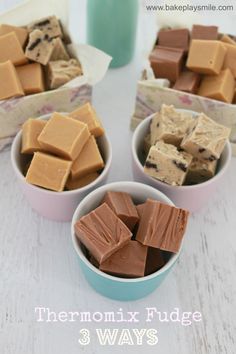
[11,113,112,222]
[131,110,231,212]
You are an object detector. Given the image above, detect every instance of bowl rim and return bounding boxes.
[10,112,113,196]
[71,181,183,283]
[131,109,232,191]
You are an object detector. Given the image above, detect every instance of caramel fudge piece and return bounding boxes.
[99,241,148,278]
[185,157,217,185]
[181,113,231,160]
[0,61,24,100]
[0,24,28,47]
[27,16,62,39]
[74,203,132,264]
[150,104,194,147]
[26,152,72,192]
[47,59,83,89]
[103,191,139,231]
[144,141,192,186]
[71,136,104,179]
[191,25,218,40]
[66,172,99,190]
[173,70,201,94]
[50,38,70,61]
[198,69,234,103]
[149,46,184,83]
[25,29,56,65]
[69,103,104,137]
[158,28,189,52]
[186,40,226,75]
[136,199,189,253]
[0,32,27,65]
[221,34,236,46]
[222,43,236,77]
[38,112,90,160]
[145,248,165,275]
[16,63,45,95]
[21,118,46,154]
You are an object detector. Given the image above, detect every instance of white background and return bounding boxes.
[0,0,236,353]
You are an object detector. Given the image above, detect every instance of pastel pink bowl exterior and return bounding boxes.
[132,112,232,212]
[11,114,112,222]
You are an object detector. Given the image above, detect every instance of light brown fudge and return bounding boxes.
[16,63,45,94]
[0,60,24,100]
[47,59,83,89]
[0,32,27,66]
[222,43,236,77]
[27,16,63,39]
[144,141,192,186]
[66,172,99,190]
[21,118,46,154]
[221,34,236,46]
[185,157,217,185]
[26,152,72,192]
[25,29,56,65]
[181,113,231,161]
[0,24,28,47]
[50,38,70,61]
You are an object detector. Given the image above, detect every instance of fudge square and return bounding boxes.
[0,61,24,100]
[66,172,99,191]
[191,25,218,40]
[0,24,28,48]
[25,29,55,65]
[185,157,217,185]
[0,32,27,66]
[172,70,201,94]
[38,112,90,160]
[74,203,132,264]
[99,241,148,278]
[186,40,226,75]
[150,104,194,147]
[181,113,231,160]
[21,119,47,154]
[136,199,189,253]
[144,141,192,186]
[27,16,63,39]
[26,152,72,192]
[16,63,45,95]
[158,28,189,52]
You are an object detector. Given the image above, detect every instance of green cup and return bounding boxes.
[87,0,139,68]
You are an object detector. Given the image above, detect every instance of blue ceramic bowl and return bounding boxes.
[71,181,183,301]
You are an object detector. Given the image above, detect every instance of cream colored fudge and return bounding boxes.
[69,102,104,137]
[50,38,70,61]
[0,32,27,65]
[150,104,194,147]
[71,136,104,179]
[27,16,63,38]
[181,113,231,161]
[26,152,72,192]
[25,29,55,65]
[144,141,192,186]
[47,59,83,89]
[0,60,24,100]
[66,172,99,190]
[21,118,46,154]
[185,157,217,185]
[186,40,226,75]
[16,63,45,94]
[38,112,90,161]
[0,24,28,47]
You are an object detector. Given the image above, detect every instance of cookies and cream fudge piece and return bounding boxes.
[0,24,28,47]
[26,152,72,192]
[25,29,55,65]
[38,112,90,161]
[0,32,27,66]
[0,61,24,100]
[27,16,63,39]
[150,104,194,147]
[143,133,151,156]
[66,172,99,190]
[47,59,83,89]
[181,113,231,161]
[144,141,192,186]
[16,63,45,94]
[21,118,47,154]
[50,38,70,61]
[185,157,217,185]
[69,103,104,137]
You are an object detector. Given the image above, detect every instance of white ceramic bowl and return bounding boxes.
[132,111,231,212]
[11,113,112,222]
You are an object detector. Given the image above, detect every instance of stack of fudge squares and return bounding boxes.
[144,104,231,186]
[149,24,236,103]
[0,16,82,101]
[21,103,105,191]
[74,191,189,278]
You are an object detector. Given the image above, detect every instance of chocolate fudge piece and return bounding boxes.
[0,60,24,100]
[145,247,165,275]
[150,104,194,147]
[99,241,148,278]
[181,113,231,160]
[186,40,226,75]
[136,203,145,218]
[158,28,189,52]
[47,59,83,89]
[198,69,234,103]
[27,16,63,39]
[149,46,184,83]
[173,70,201,94]
[136,199,189,253]
[191,25,218,40]
[103,191,139,231]
[144,141,192,186]
[25,29,56,65]
[21,118,46,154]
[74,203,132,264]
[185,157,217,185]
